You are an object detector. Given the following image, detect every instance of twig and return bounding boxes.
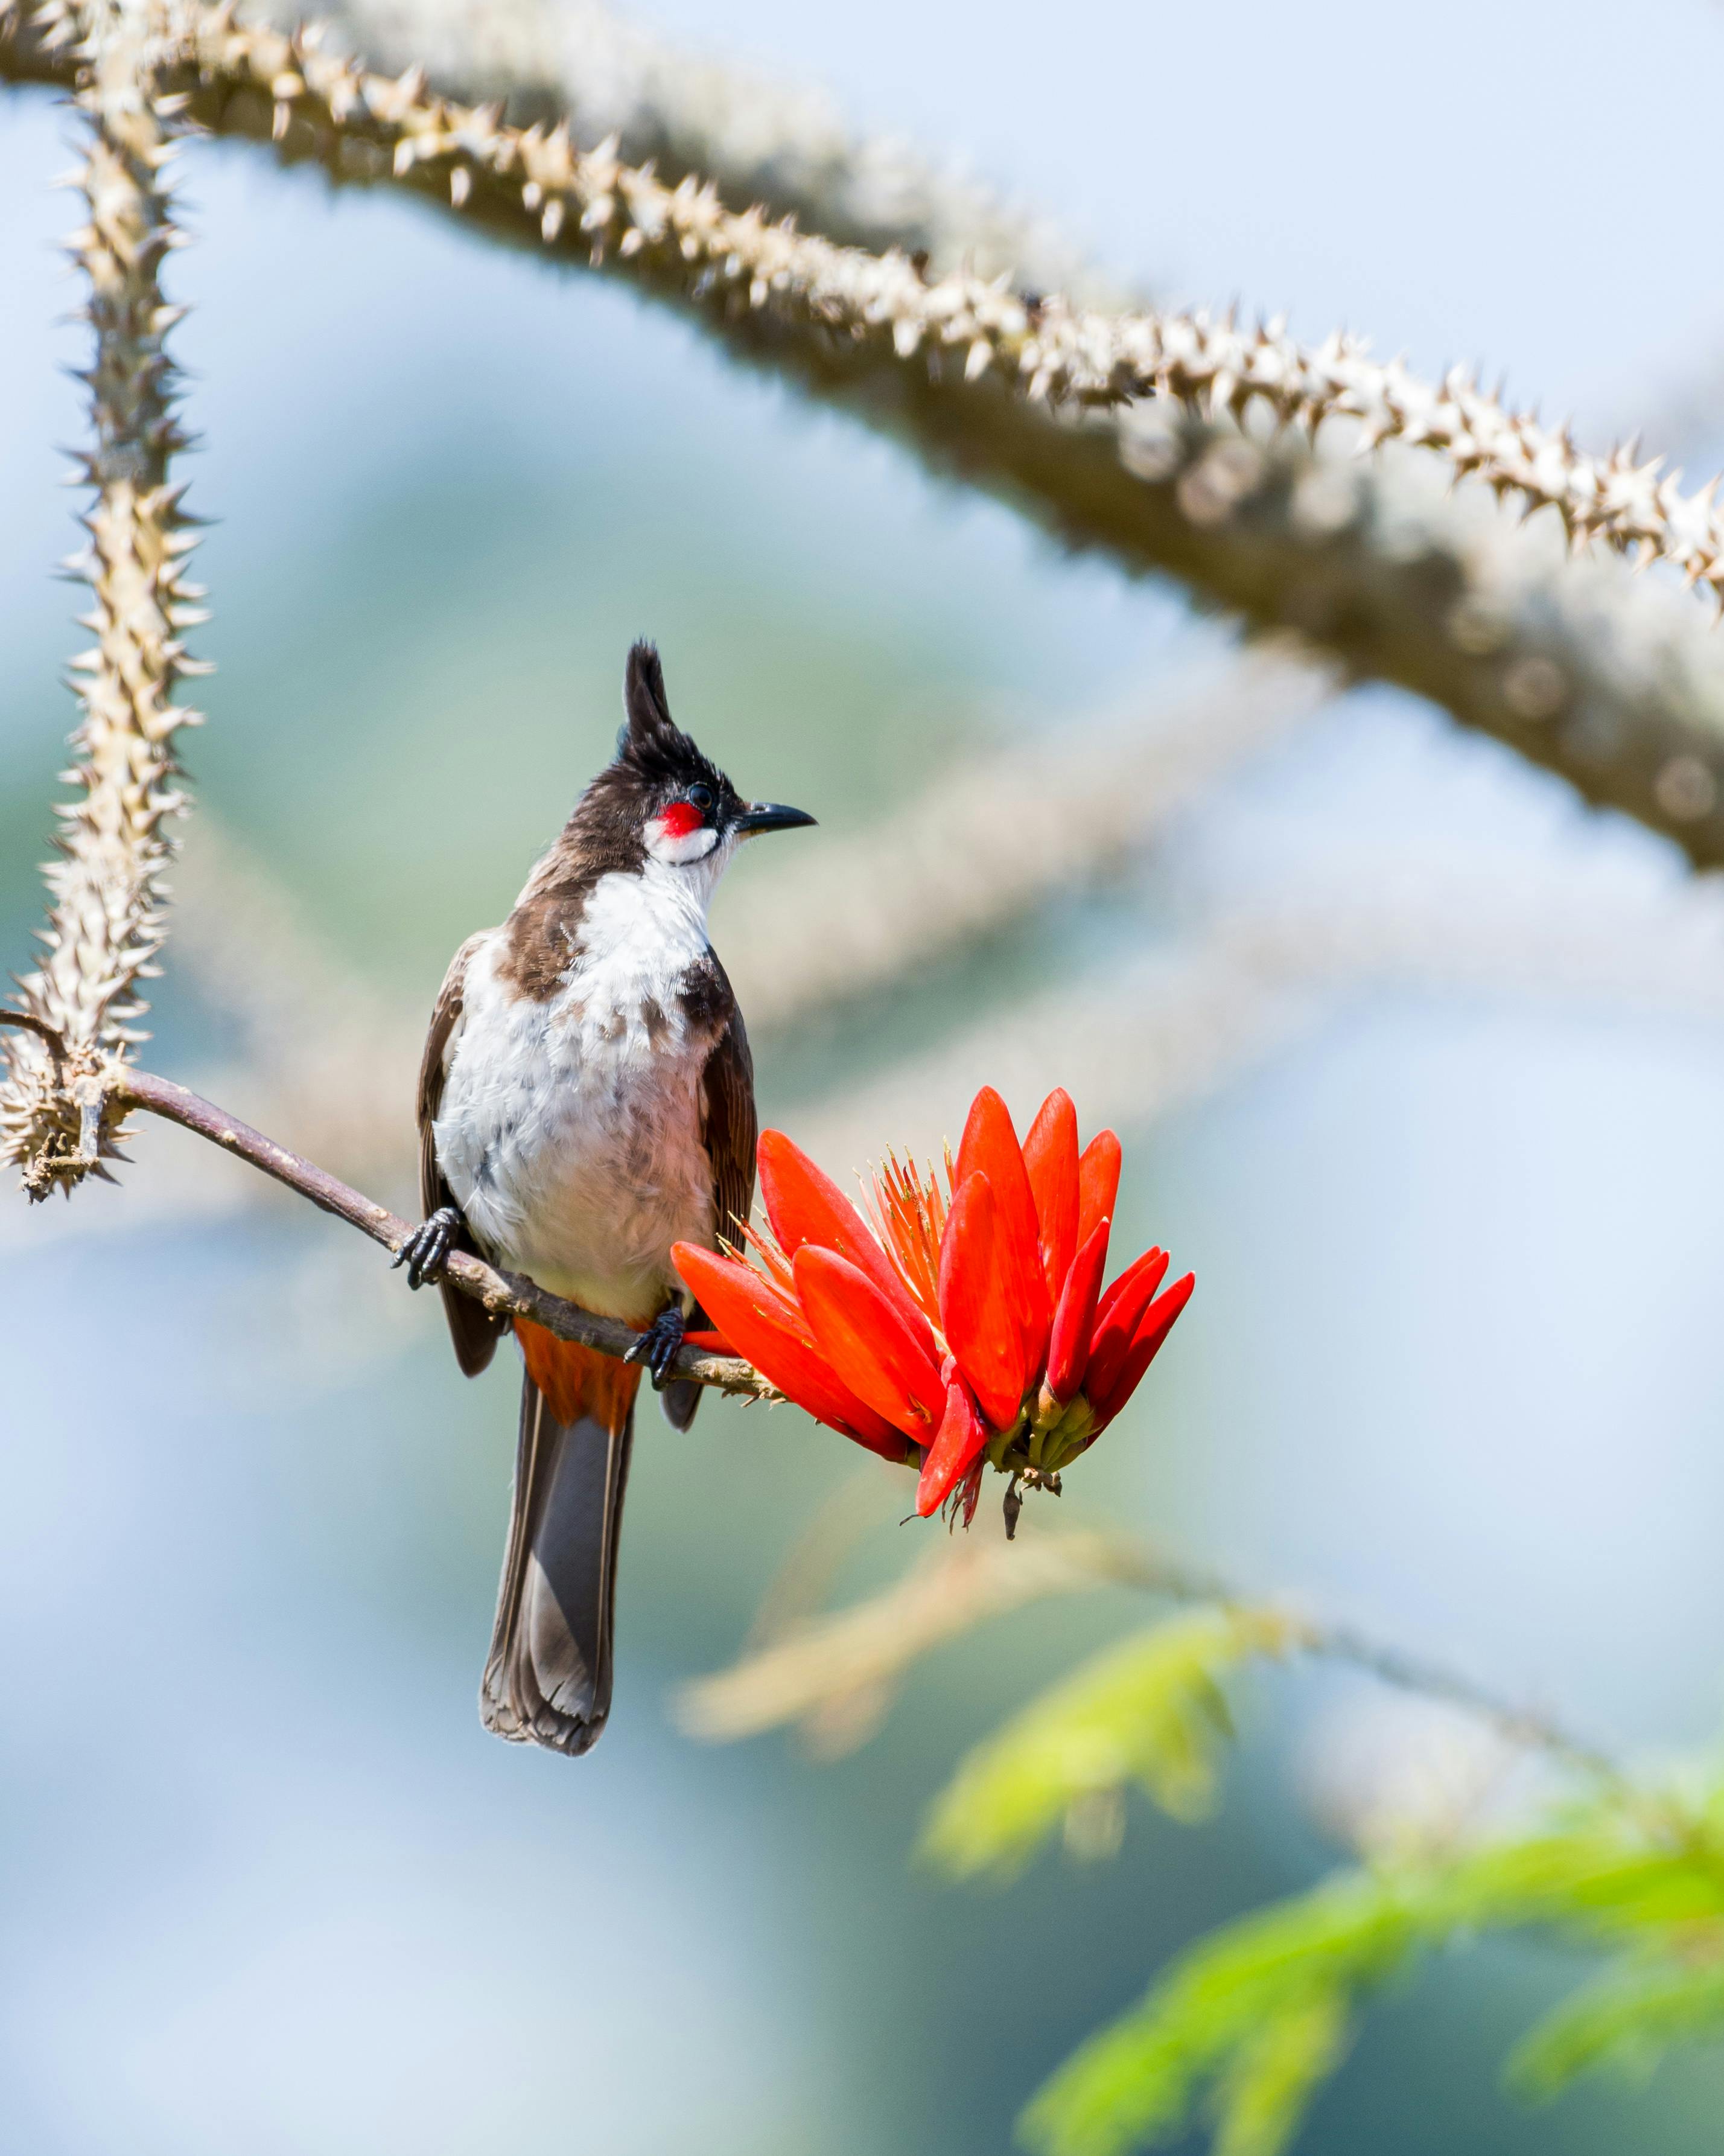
[1303,1615,1620,1787]
[0,1009,71,1064]
[680,1516,1624,1789]
[0,1013,769,1396]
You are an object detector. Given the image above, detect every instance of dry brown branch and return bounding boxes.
[0,1010,768,1394]
[8,5,1724,864]
[678,1512,1620,1785]
[1,0,206,1198]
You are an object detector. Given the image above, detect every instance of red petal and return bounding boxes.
[1084,1249,1171,1406]
[937,1172,1028,1430]
[1093,1246,1167,1336]
[670,1243,906,1459]
[916,1376,989,1516]
[682,1328,737,1354]
[1046,1216,1111,1403]
[793,1246,949,1439]
[1092,1274,1194,1429]
[1023,1089,1080,1307]
[756,1131,941,1365]
[954,1088,1051,1377]
[1077,1131,1122,1251]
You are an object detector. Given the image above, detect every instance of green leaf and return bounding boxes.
[921,1607,1295,1881]
[1020,1870,1428,2156]
[1018,1795,1724,2156]
[1440,1822,1724,1941]
[1212,1986,1352,2156]
[1509,1954,1724,2096]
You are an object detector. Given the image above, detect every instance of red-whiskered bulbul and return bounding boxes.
[394,642,815,1756]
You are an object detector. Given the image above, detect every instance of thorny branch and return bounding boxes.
[10,0,1724,864]
[680,1514,1626,1790]
[0,1011,770,1397]
[0,0,206,1199]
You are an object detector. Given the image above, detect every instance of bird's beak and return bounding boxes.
[734,801,818,838]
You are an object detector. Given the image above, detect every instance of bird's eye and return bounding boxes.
[687,783,714,812]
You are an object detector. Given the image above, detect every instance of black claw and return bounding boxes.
[626,1304,686,1389]
[393,1204,460,1289]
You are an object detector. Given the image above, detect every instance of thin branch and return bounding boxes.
[1305,1616,1621,1787]
[0,1012,769,1395]
[10,1,1724,866]
[679,1516,1623,1788]
[1,0,206,1199]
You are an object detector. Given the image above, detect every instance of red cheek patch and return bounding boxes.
[654,800,704,839]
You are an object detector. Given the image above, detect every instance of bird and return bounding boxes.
[393,640,815,1756]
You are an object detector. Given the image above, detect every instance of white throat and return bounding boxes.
[565,839,736,1012]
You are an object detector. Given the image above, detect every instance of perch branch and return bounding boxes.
[10,0,1724,864]
[0,0,205,1199]
[0,1012,770,1396]
[680,1519,1623,1788]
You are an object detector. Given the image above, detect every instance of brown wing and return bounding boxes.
[419,930,509,1377]
[699,1003,757,1257]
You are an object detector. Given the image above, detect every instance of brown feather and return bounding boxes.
[417,929,510,1376]
[658,996,757,1434]
[701,1000,757,1254]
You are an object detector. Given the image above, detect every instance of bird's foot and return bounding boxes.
[626,1304,686,1389]
[393,1205,461,1289]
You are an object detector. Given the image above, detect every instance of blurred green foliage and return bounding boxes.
[923,1607,1295,1877]
[917,1605,1724,2156]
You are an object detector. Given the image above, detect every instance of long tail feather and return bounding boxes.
[481,1333,640,1756]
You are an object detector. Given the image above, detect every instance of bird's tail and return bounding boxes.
[480,1324,642,1756]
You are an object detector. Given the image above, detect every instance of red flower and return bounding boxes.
[672,1086,1192,1526]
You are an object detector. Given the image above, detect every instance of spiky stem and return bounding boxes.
[0,0,204,1199]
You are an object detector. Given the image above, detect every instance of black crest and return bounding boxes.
[616,641,723,796]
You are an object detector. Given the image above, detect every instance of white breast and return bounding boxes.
[433,858,730,1325]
